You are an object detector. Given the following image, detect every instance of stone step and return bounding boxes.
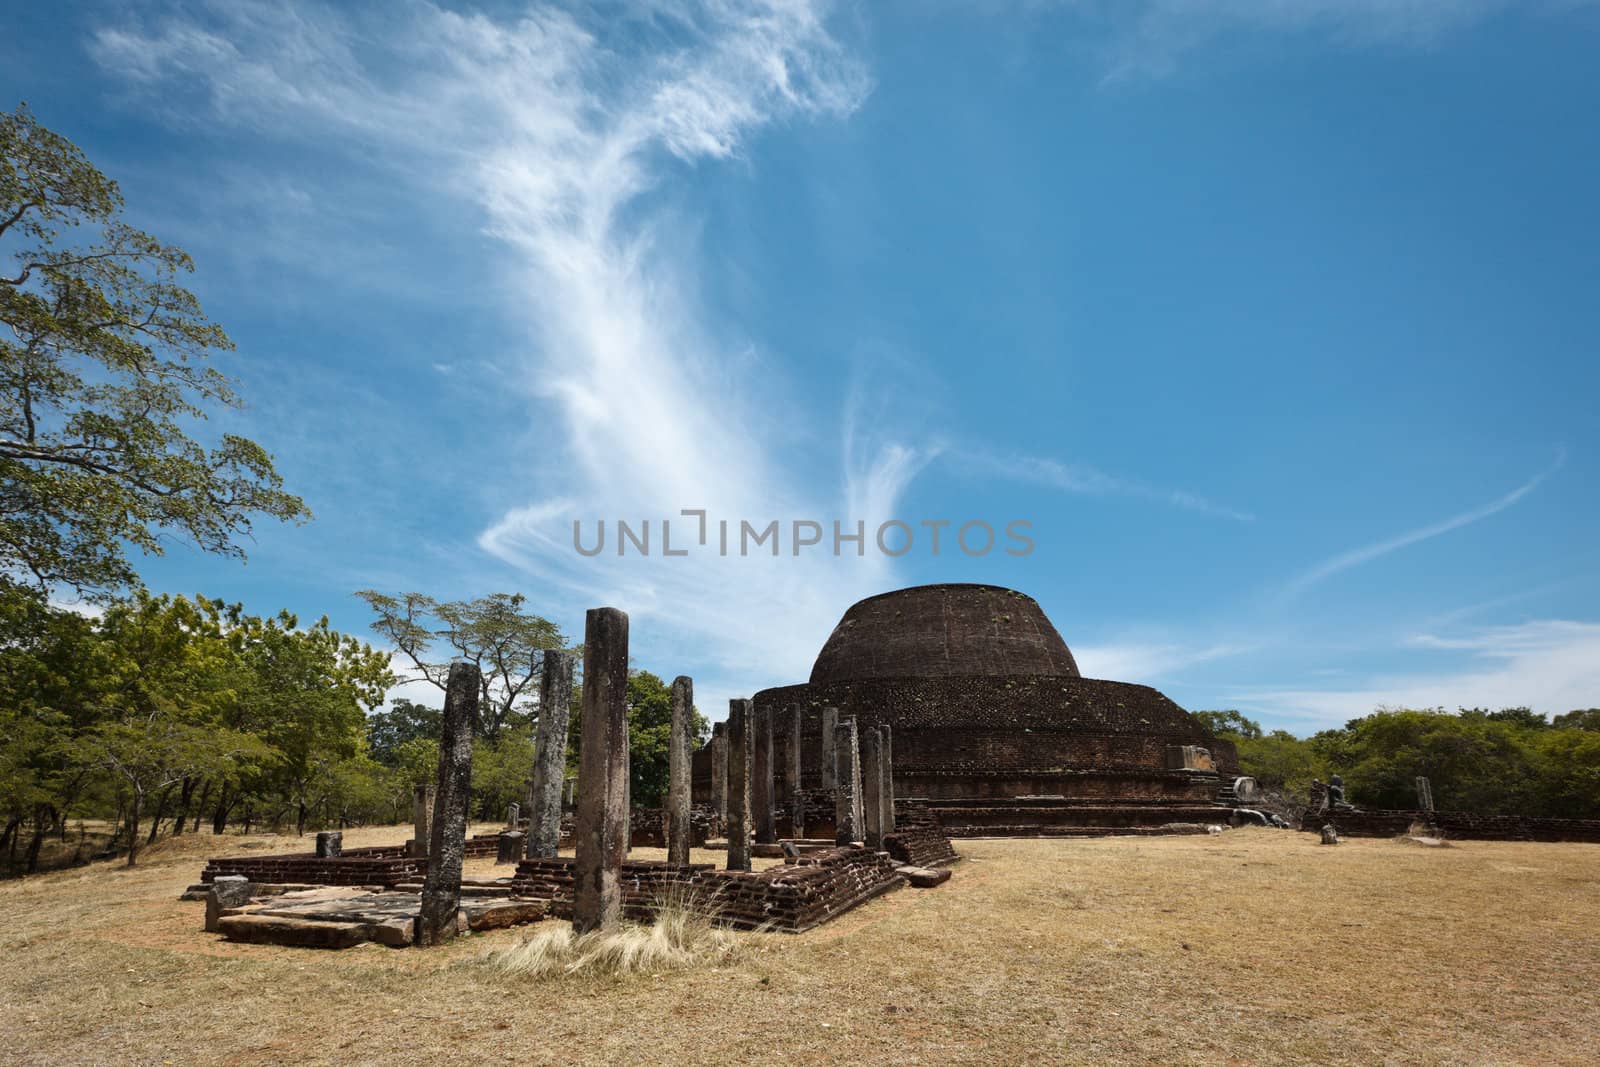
[896,865,951,888]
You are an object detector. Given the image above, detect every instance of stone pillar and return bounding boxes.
[410,783,434,857]
[726,699,753,871]
[562,776,576,810]
[419,662,480,946]
[529,649,574,858]
[833,718,861,845]
[505,802,520,829]
[881,724,895,834]
[861,726,886,851]
[496,830,524,865]
[787,706,805,838]
[667,675,693,865]
[1416,776,1435,813]
[711,722,728,820]
[753,701,776,845]
[820,706,839,790]
[572,607,630,934]
[315,831,342,858]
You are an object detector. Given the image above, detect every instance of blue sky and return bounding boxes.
[7,1,1599,732]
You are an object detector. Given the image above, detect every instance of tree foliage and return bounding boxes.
[0,586,392,870]
[1200,705,1600,820]
[356,590,568,741]
[0,102,308,595]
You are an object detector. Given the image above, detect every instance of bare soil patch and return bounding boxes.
[2,824,1596,1065]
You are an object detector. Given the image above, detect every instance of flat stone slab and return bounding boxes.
[217,914,373,949]
[896,865,951,888]
[216,887,544,948]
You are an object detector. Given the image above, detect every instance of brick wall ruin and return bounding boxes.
[1301,808,1600,842]
[511,846,905,933]
[201,835,506,888]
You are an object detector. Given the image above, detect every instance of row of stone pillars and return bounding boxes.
[416,606,898,941]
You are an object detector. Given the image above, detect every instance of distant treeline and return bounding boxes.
[1195,707,1600,819]
[0,587,704,875]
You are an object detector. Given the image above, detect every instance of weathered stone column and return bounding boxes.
[572,607,630,934]
[623,738,632,854]
[315,831,342,858]
[711,722,728,820]
[861,726,886,851]
[410,783,434,857]
[667,675,693,865]
[833,718,861,845]
[529,650,574,858]
[787,706,805,838]
[419,662,480,945]
[753,701,776,844]
[505,802,520,829]
[881,724,896,834]
[1416,775,1435,813]
[562,776,576,810]
[726,699,754,871]
[820,707,839,790]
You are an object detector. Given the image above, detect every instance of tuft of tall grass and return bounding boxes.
[482,885,746,979]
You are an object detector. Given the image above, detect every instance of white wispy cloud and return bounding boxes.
[953,451,1255,521]
[1276,452,1565,602]
[1230,618,1600,728]
[91,2,921,714]
[1002,0,1600,81]
[1072,639,1252,683]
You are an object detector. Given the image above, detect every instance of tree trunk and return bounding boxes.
[126,790,143,867]
[192,778,211,834]
[296,799,306,838]
[212,784,232,835]
[0,816,19,860]
[24,809,48,874]
[147,785,174,846]
[173,777,197,838]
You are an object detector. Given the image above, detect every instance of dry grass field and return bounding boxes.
[2,824,1597,1066]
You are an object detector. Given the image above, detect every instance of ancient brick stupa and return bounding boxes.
[720,583,1241,837]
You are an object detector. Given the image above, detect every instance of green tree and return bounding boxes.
[1552,709,1600,732]
[366,698,442,766]
[1192,709,1263,740]
[1,103,308,596]
[356,590,568,740]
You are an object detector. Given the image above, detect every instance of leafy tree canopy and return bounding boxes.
[1,102,308,595]
[356,590,568,741]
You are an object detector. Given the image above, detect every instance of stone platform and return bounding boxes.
[210,886,545,949]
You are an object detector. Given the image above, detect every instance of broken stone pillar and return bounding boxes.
[497,830,525,865]
[562,776,577,811]
[726,699,754,871]
[833,718,862,845]
[667,675,694,865]
[572,607,630,934]
[753,701,776,845]
[787,706,805,838]
[409,783,434,857]
[1416,775,1435,813]
[1320,825,1340,845]
[529,649,575,859]
[711,721,728,820]
[505,802,520,829]
[820,706,839,790]
[861,726,886,851]
[204,875,253,933]
[419,661,480,946]
[315,831,342,858]
[881,724,896,835]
